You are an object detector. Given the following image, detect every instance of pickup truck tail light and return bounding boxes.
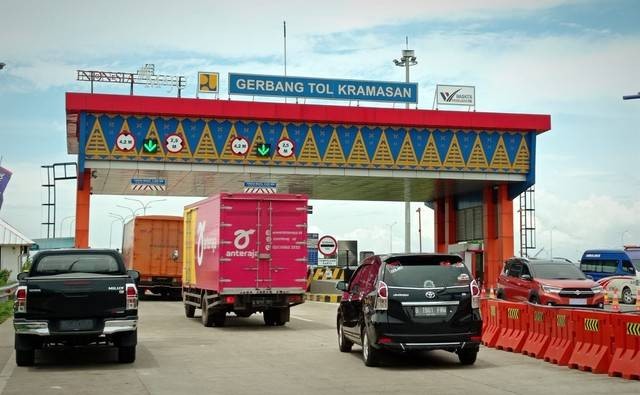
[470,279,480,309]
[126,284,138,310]
[15,286,27,313]
[374,281,388,311]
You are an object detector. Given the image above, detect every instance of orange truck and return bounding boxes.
[122,215,183,298]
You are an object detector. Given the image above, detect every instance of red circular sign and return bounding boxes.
[317,235,338,256]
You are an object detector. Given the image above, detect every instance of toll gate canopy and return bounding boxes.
[66,92,550,287]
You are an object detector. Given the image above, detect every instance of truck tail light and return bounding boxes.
[470,279,480,309]
[15,286,27,313]
[225,295,236,305]
[126,284,138,310]
[375,281,388,311]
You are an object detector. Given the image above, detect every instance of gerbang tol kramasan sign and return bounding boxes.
[436,84,475,106]
[229,73,418,104]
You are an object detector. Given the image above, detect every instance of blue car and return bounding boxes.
[579,248,640,281]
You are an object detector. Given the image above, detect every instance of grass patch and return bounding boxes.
[0,300,13,325]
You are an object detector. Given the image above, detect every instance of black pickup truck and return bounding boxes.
[13,249,139,366]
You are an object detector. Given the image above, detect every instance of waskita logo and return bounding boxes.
[440,88,462,102]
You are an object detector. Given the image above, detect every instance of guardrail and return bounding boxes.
[481,298,640,380]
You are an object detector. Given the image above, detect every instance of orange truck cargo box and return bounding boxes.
[122,215,183,297]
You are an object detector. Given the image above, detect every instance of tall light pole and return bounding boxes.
[621,230,630,247]
[388,221,397,253]
[416,207,423,253]
[60,216,75,238]
[124,197,167,215]
[550,226,557,259]
[394,40,417,253]
[109,212,130,251]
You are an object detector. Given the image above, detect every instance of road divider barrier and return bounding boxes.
[481,299,640,380]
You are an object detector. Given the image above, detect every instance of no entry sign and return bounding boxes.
[317,235,338,256]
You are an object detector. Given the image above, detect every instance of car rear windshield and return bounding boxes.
[33,254,123,276]
[382,256,471,288]
[531,264,585,280]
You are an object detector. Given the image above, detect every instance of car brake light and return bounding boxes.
[126,284,138,310]
[377,336,392,344]
[15,286,27,313]
[375,281,388,311]
[470,280,480,309]
[225,295,236,305]
[470,335,482,342]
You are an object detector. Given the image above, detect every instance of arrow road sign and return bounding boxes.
[318,235,338,256]
[143,138,159,153]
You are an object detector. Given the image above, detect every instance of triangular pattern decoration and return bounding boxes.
[361,127,383,161]
[165,121,193,160]
[395,131,418,167]
[323,129,346,165]
[443,134,465,169]
[154,117,180,146]
[371,131,394,166]
[193,123,218,161]
[272,126,296,164]
[127,116,152,151]
[479,131,499,165]
[182,118,206,154]
[457,131,476,164]
[208,120,233,156]
[347,130,370,165]
[512,136,530,172]
[311,124,334,159]
[246,124,269,161]
[219,124,242,160]
[384,128,405,161]
[420,132,442,168]
[260,122,284,149]
[297,128,321,164]
[235,120,258,147]
[433,129,453,165]
[111,119,138,158]
[336,126,358,160]
[490,136,511,171]
[139,120,165,160]
[85,117,110,156]
[409,128,429,163]
[504,133,523,165]
[98,114,125,152]
[286,123,308,158]
[466,135,489,170]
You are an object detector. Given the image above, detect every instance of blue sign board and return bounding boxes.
[229,73,418,104]
[243,181,277,189]
[130,178,166,185]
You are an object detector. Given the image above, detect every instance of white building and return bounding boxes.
[0,218,33,282]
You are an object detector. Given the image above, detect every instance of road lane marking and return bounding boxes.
[0,350,16,394]
[291,316,314,322]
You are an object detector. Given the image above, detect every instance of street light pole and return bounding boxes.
[60,216,75,238]
[124,197,167,215]
[621,230,630,247]
[388,221,397,253]
[416,207,423,253]
[394,40,417,253]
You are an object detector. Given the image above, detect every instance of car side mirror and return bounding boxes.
[17,272,27,281]
[520,274,532,281]
[127,269,140,281]
[336,281,348,292]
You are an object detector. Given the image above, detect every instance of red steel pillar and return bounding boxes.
[434,196,456,253]
[75,169,91,248]
[482,185,514,289]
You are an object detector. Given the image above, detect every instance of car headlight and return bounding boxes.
[591,285,603,294]
[541,284,562,293]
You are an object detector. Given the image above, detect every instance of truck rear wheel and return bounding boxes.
[212,311,226,327]
[201,298,214,327]
[185,303,196,318]
[264,308,289,326]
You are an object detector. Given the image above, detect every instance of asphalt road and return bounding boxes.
[0,300,639,395]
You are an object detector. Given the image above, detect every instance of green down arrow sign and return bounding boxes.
[256,143,271,157]
[143,138,158,153]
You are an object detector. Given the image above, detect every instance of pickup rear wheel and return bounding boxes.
[15,348,35,367]
[118,346,136,363]
[184,303,196,318]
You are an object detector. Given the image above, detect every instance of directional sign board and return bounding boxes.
[243,181,277,194]
[317,235,338,256]
[131,178,167,191]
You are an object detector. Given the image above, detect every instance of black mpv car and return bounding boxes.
[336,253,482,366]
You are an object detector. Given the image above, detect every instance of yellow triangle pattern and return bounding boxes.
[85,118,110,156]
[219,124,241,160]
[110,119,137,157]
[139,121,165,159]
[297,126,321,164]
[512,136,530,172]
[323,129,345,165]
[246,124,268,162]
[272,127,296,164]
[490,136,511,171]
[395,132,417,167]
[466,135,488,170]
[443,135,465,169]
[420,133,442,168]
[193,124,218,160]
[166,121,193,160]
[371,132,394,166]
[347,130,370,165]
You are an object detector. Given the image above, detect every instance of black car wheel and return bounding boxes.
[118,346,136,363]
[622,287,634,305]
[337,317,353,352]
[458,348,478,365]
[15,348,34,367]
[362,330,380,367]
[185,303,196,318]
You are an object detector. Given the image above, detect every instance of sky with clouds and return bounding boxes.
[0,0,639,262]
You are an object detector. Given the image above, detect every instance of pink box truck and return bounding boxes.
[182,193,308,327]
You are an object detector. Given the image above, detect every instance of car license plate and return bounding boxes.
[569,299,587,306]
[415,306,448,317]
[59,319,94,331]
[252,298,273,307]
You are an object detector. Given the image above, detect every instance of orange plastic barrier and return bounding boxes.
[542,308,575,366]
[567,309,614,373]
[608,312,640,380]
[521,304,551,359]
[480,298,488,333]
[481,299,501,348]
[494,301,529,353]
